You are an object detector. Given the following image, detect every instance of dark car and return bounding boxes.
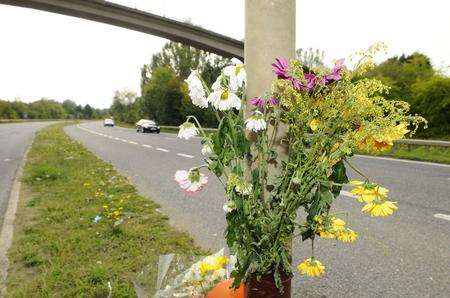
[136,119,160,133]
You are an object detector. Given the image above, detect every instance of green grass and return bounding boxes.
[358,144,450,164]
[6,123,202,297]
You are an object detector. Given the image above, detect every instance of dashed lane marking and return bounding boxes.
[177,153,194,159]
[434,214,450,221]
[156,148,169,152]
[142,144,152,148]
[128,141,138,145]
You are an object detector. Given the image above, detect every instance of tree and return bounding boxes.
[141,66,185,125]
[62,100,77,117]
[110,89,140,123]
[411,75,450,138]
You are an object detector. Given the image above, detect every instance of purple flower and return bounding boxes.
[304,73,318,91]
[272,58,289,79]
[290,77,304,91]
[323,58,345,84]
[250,96,265,108]
[268,97,279,106]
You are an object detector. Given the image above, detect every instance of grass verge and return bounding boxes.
[6,123,201,297]
[358,144,450,164]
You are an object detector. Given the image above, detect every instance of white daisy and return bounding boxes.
[245,111,267,132]
[174,168,208,193]
[223,58,246,92]
[177,122,199,140]
[185,70,208,108]
[223,200,236,213]
[207,88,241,111]
[201,143,213,156]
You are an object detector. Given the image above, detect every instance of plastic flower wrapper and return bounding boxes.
[133,249,234,298]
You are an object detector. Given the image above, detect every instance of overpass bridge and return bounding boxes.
[0,0,244,60]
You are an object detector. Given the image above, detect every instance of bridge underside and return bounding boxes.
[0,0,244,60]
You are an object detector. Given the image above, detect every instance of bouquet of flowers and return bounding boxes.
[175,43,425,292]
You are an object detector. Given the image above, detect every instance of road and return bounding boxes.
[65,122,450,298]
[0,122,54,231]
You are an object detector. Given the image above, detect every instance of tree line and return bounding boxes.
[111,44,449,139]
[0,98,107,120]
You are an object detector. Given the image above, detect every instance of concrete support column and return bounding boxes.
[245,0,296,182]
[245,0,296,102]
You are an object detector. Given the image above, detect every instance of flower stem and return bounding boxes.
[343,158,371,182]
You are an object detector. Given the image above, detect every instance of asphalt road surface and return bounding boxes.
[0,122,54,231]
[66,122,450,298]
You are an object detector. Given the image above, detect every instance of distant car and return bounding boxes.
[104,118,114,127]
[136,119,160,133]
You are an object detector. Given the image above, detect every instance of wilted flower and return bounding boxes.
[350,180,388,203]
[207,88,241,111]
[272,58,289,79]
[297,258,325,277]
[322,58,345,84]
[223,200,236,213]
[362,200,398,217]
[201,143,213,156]
[174,168,208,192]
[305,72,318,91]
[185,70,208,108]
[223,58,246,92]
[245,111,267,132]
[178,122,199,140]
[250,96,265,109]
[336,228,358,243]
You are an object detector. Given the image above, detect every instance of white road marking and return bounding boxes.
[354,154,450,168]
[120,139,128,143]
[177,153,194,159]
[142,144,152,148]
[434,213,450,221]
[3,158,11,162]
[114,137,120,140]
[128,141,138,145]
[340,190,357,199]
[156,148,170,152]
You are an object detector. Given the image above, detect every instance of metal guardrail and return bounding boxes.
[160,125,450,147]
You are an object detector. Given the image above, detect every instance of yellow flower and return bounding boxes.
[350,180,389,203]
[332,218,346,231]
[198,255,229,275]
[336,229,358,243]
[309,119,320,131]
[319,230,336,239]
[392,122,409,139]
[297,258,325,277]
[362,200,398,217]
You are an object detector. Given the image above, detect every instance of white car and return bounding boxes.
[136,119,160,133]
[103,118,114,127]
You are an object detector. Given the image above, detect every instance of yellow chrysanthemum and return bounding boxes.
[361,200,398,217]
[336,229,358,243]
[319,230,336,239]
[199,256,229,275]
[350,181,389,203]
[297,258,325,277]
[309,119,320,131]
[332,218,346,231]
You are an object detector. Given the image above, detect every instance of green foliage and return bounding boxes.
[367,52,449,138]
[113,41,228,127]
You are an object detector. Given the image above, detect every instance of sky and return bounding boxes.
[0,0,449,109]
